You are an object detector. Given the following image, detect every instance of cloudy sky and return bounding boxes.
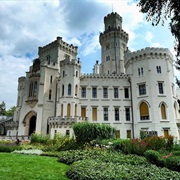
[0,0,177,109]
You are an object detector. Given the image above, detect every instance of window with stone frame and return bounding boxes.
[124,87,129,98]
[158,82,164,94]
[139,84,146,95]
[81,87,86,98]
[92,87,97,98]
[114,107,120,121]
[114,87,119,98]
[103,107,108,121]
[103,87,108,98]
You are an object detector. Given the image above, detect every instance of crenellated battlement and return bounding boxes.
[125,47,173,63]
[100,29,128,44]
[60,58,81,67]
[104,12,122,23]
[38,36,78,56]
[18,76,26,82]
[80,73,129,79]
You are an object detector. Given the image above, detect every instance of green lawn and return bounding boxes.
[0,153,69,180]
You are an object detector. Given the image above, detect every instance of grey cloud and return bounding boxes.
[61,0,109,35]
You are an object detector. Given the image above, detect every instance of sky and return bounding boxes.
[0,0,178,110]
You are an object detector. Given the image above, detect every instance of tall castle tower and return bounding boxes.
[99,12,129,74]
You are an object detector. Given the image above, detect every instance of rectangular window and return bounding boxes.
[114,108,119,121]
[127,130,131,139]
[156,66,161,73]
[125,107,130,121]
[164,129,169,138]
[103,107,108,121]
[66,130,70,136]
[81,87,86,98]
[114,87,118,98]
[47,55,51,64]
[50,75,53,83]
[139,84,146,95]
[92,87,97,98]
[81,107,86,118]
[92,107,97,121]
[103,87,108,98]
[124,88,129,98]
[115,130,120,138]
[158,82,164,94]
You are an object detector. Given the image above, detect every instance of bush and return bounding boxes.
[144,136,166,151]
[66,159,180,180]
[165,156,180,171]
[144,150,165,167]
[0,145,22,152]
[58,149,148,166]
[72,122,115,144]
[30,133,50,144]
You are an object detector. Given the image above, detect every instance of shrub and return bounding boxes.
[165,156,180,171]
[144,136,166,150]
[58,149,148,166]
[72,122,115,144]
[66,159,180,180]
[0,145,22,152]
[144,150,165,167]
[30,133,50,144]
[166,135,174,150]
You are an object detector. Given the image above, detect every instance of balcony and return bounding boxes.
[48,116,88,126]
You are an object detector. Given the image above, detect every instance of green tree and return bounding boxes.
[5,106,16,117]
[72,122,115,144]
[137,0,180,62]
[0,101,6,116]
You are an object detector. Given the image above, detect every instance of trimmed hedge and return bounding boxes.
[58,149,148,166]
[144,149,180,171]
[0,145,22,152]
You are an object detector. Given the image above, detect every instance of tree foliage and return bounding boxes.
[72,122,115,144]
[0,101,6,116]
[5,106,16,117]
[0,101,16,116]
[137,0,180,61]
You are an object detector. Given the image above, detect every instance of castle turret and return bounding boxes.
[99,12,129,74]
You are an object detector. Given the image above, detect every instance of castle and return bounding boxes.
[9,12,180,140]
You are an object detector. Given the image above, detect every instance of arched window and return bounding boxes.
[68,84,71,95]
[61,104,63,117]
[33,81,38,97]
[29,81,33,97]
[161,103,166,119]
[67,103,71,117]
[140,102,149,120]
[75,84,78,96]
[76,71,78,77]
[108,25,111,31]
[62,85,64,96]
[63,71,65,77]
[49,89,52,100]
[75,104,77,117]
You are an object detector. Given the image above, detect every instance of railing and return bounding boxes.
[48,116,88,125]
[0,135,29,141]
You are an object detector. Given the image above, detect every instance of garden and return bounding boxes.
[0,122,180,179]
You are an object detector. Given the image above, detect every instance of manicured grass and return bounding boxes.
[0,153,69,180]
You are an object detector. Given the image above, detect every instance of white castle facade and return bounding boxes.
[11,12,180,140]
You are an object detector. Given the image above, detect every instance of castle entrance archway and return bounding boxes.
[28,115,36,136]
